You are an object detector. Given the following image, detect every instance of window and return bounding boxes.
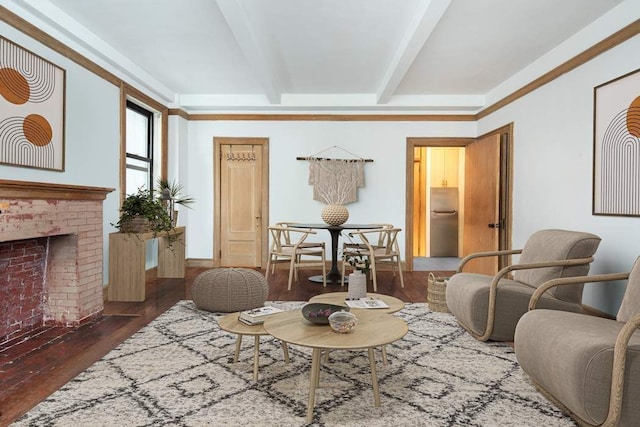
[125,100,154,195]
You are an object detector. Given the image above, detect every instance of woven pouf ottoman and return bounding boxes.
[192,268,268,313]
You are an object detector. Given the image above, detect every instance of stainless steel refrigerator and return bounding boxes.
[430,187,459,257]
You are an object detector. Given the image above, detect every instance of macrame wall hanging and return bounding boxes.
[297,146,373,225]
[297,146,373,205]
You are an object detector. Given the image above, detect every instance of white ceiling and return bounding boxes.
[6,0,629,113]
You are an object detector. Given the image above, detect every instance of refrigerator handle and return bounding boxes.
[431,210,457,215]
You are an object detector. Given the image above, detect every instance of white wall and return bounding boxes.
[0,23,121,284]
[4,5,638,315]
[180,37,640,316]
[183,120,476,260]
[167,116,192,227]
[479,35,640,315]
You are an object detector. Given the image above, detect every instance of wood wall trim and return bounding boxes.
[406,137,476,147]
[168,109,190,120]
[119,83,127,204]
[477,19,640,119]
[161,111,168,180]
[123,83,166,113]
[2,5,637,123]
[188,113,477,121]
[0,179,114,201]
[0,6,120,87]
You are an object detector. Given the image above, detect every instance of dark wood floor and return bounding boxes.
[0,267,450,426]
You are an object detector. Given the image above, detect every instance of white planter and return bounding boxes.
[347,270,367,299]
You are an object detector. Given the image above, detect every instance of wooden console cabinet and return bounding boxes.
[108,226,186,302]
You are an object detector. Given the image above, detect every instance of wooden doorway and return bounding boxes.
[405,124,513,273]
[214,137,269,267]
[462,132,509,275]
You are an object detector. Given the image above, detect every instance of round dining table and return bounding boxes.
[289,223,381,284]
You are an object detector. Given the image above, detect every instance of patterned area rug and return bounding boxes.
[15,301,575,427]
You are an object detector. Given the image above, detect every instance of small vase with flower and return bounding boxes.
[344,251,370,299]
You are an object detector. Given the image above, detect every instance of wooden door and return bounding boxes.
[463,134,501,274]
[219,142,264,267]
[412,147,427,256]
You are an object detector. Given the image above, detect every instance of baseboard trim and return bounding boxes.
[187,258,217,268]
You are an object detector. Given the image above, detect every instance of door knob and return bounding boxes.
[488,223,501,229]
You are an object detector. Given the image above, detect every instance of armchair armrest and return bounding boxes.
[478,255,594,341]
[528,271,629,311]
[607,312,640,427]
[457,249,522,273]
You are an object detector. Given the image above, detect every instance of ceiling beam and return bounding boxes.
[216,0,287,105]
[376,0,451,104]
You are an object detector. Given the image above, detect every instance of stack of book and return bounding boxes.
[238,306,283,325]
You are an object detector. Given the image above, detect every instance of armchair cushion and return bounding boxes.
[515,310,640,426]
[513,229,601,303]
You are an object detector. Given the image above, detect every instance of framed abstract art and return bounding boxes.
[0,36,65,171]
[592,68,640,216]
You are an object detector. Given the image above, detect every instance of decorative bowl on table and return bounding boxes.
[302,303,349,324]
[328,311,358,333]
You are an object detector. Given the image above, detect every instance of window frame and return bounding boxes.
[120,83,168,204]
[125,100,155,193]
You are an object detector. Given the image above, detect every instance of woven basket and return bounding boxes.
[120,216,151,233]
[427,272,451,313]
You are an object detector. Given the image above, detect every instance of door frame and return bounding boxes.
[213,137,270,267]
[405,123,513,271]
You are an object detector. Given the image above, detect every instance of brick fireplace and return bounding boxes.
[0,180,113,342]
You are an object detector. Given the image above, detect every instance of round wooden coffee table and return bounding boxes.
[218,312,290,381]
[310,292,405,364]
[264,309,408,423]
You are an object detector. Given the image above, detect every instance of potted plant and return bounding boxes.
[114,187,174,234]
[343,251,371,275]
[155,178,195,226]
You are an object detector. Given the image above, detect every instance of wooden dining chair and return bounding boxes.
[341,227,404,291]
[265,225,327,289]
[275,222,325,248]
[342,223,392,252]
[268,222,326,275]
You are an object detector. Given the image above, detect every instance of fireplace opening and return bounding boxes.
[0,234,78,344]
[1,237,48,342]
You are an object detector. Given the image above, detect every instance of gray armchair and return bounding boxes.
[445,229,601,341]
[515,257,640,427]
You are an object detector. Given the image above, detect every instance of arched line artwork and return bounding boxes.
[0,36,65,171]
[593,68,640,216]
